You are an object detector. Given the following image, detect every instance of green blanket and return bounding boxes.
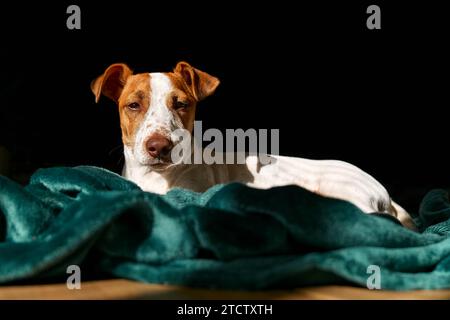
[1,166,450,290]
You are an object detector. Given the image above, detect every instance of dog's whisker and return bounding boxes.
[108,145,123,156]
[116,154,124,167]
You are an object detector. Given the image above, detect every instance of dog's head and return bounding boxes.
[91,62,219,170]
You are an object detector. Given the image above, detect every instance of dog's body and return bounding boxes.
[124,152,392,214]
[92,62,413,228]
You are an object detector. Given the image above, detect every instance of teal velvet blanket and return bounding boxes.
[1,166,450,290]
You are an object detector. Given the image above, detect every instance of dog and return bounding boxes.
[91,61,414,229]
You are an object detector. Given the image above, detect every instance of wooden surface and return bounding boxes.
[1,279,450,299]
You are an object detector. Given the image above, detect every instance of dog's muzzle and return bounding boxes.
[145,133,173,162]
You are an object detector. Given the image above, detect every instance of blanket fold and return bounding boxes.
[1,166,450,290]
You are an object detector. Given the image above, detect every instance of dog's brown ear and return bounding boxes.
[91,63,133,103]
[174,62,220,101]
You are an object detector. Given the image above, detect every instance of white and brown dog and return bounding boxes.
[91,62,414,228]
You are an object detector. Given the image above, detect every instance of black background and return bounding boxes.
[0,1,448,211]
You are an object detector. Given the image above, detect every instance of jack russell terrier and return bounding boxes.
[91,61,414,229]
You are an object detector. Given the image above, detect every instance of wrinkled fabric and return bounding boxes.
[0,166,449,290]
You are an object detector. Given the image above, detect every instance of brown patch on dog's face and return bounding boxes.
[117,73,151,147]
[165,73,197,133]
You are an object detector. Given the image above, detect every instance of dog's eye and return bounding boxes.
[173,98,189,110]
[127,102,141,111]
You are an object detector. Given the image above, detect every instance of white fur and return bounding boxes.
[133,73,184,165]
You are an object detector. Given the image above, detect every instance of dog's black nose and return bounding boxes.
[146,134,173,159]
